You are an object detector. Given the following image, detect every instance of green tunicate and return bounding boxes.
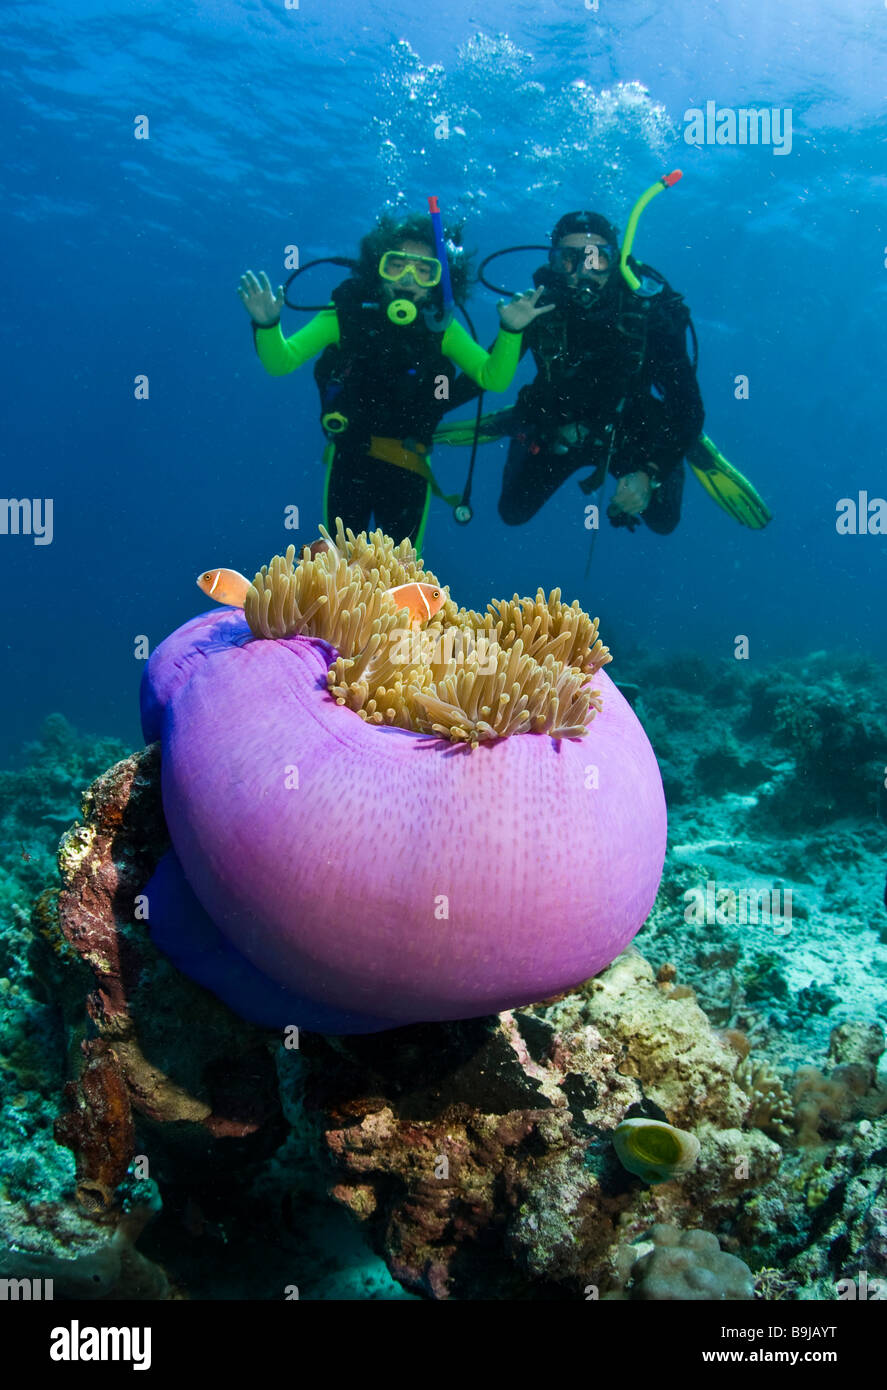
[613,1118,701,1184]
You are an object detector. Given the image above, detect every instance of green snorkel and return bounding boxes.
[583,169,683,578]
[619,169,683,291]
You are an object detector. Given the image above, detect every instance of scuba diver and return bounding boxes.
[237,209,553,551]
[500,208,703,533]
[438,173,770,542]
[446,208,701,532]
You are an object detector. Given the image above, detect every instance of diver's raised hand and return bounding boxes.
[497,286,556,333]
[608,471,653,518]
[237,270,284,326]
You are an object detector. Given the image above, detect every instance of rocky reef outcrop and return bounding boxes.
[2,654,886,1300]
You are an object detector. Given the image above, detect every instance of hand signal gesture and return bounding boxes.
[237,270,284,326]
[497,286,556,333]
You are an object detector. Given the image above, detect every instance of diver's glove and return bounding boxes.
[606,469,655,529]
[607,505,642,532]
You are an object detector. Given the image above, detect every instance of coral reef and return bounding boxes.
[55,747,286,1159]
[295,951,783,1298]
[0,1187,170,1299]
[630,650,887,1067]
[54,1038,136,1212]
[0,717,171,1298]
[735,1058,794,1139]
[1,643,885,1301]
[0,719,134,1205]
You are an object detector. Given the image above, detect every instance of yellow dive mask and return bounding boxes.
[378,250,442,287]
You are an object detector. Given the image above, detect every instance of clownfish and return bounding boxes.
[197,557,447,627]
[388,581,446,624]
[197,567,252,607]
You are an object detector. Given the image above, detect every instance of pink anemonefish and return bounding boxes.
[307,538,334,560]
[198,554,447,626]
[387,582,446,624]
[197,567,252,607]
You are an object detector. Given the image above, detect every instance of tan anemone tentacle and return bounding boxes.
[242,520,614,745]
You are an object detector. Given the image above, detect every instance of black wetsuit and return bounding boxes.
[312,282,457,544]
[453,261,704,533]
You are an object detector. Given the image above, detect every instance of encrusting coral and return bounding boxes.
[619,1225,755,1301]
[244,521,611,746]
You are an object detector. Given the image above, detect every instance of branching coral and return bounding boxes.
[736,1049,887,1150]
[244,521,612,746]
[735,1057,794,1140]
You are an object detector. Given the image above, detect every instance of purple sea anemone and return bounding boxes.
[140,528,666,1034]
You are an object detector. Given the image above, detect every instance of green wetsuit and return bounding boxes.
[253,294,521,551]
[254,309,520,389]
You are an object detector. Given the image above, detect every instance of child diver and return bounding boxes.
[238,212,552,550]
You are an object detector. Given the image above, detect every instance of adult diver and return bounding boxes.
[438,172,770,543]
[238,204,553,551]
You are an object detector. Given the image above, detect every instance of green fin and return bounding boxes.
[686,434,772,529]
[433,408,516,448]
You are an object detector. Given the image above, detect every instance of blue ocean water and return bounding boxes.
[1,0,884,757]
[3,1,887,1319]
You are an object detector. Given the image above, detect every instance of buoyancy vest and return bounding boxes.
[517,260,694,434]
[313,279,454,450]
